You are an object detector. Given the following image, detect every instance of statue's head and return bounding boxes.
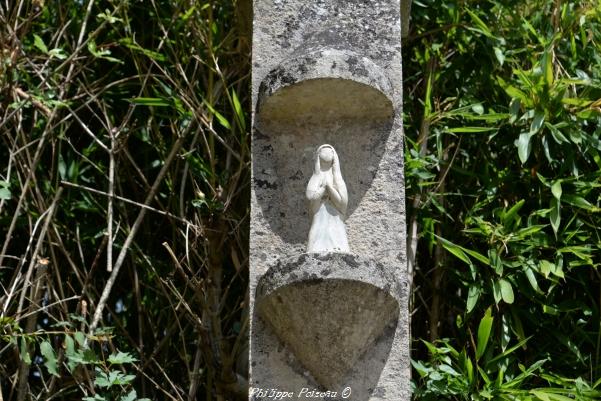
[317,145,335,167]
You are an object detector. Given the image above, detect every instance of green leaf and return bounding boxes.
[462,350,474,384]
[87,40,104,57]
[120,390,137,401]
[64,335,77,371]
[40,341,60,377]
[471,103,484,115]
[524,267,542,294]
[488,337,531,365]
[533,391,579,401]
[532,390,551,401]
[20,337,31,364]
[477,365,492,385]
[489,248,503,276]
[97,9,124,24]
[516,132,533,164]
[501,199,525,227]
[203,100,231,130]
[550,198,560,236]
[422,339,440,356]
[530,110,545,134]
[94,371,112,388]
[231,89,246,131]
[577,109,601,119]
[498,77,531,107]
[492,280,502,304]
[467,285,480,313]
[438,236,489,266]
[561,97,593,107]
[180,6,197,21]
[48,48,68,60]
[466,9,494,38]
[87,40,123,63]
[541,45,554,87]
[510,308,527,346]
[539,260,553,278]
[83,395,107,401]
[514,224,545,239]
[411,359,430,378]
[568,129,583,144]
[465,113,510,122]
[447,126,496,133]
[494,47,505,66]
[68,348,99,365]
[69,313,88,325]
[476,308,493,360]
[74,331,86,347]
[509,98,521,123]
[0,187,11,200]
[499,279,515,304]
[558,245,592,262]
[95,369,136,388]
[536,172,550,187]
[439,237,471,265]
[58,154,67,180]
[439,364,460,376]
[120,38,166,61]
[551,181,562,200]
[545,122,569,144]
[129,97,170,107]
[550,259,565,279]
[108,351,137,365]
[463,248,490,265]
[563,194,597,211]
[33,34,48,53]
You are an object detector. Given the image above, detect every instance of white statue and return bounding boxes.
[306,144,350,253]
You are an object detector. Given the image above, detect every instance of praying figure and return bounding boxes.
[306,144,350,253]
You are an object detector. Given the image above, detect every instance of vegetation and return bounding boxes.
[0,0,599,400]
[405,1,601,400]
[1,0,250,400]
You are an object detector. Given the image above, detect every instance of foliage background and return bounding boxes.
[0,0,600,400]
[406,1,601,400]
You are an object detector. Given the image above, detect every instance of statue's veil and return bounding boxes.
[306,145,348,215]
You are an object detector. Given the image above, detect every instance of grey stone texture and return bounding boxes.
[250,1,409,400]
[256,253,404,390]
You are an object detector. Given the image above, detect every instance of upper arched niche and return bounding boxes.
[251,47,396,246]
[256,48,394,131]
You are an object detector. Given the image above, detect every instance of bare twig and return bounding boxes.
[107,131,115,272]
[60,180,192,225]
[407,57,437,284]
[16,187,63,319]
[89,134,187,334]
[2,206,50,318]
[16,258,49,401]
[0,128,53,271]
[12,87,51,116]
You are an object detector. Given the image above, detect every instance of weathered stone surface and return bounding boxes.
[251,0,405,267]
[251,1,409,400]
[257,253,401,389]
[256,48,394,127]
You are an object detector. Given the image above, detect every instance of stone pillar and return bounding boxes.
[250,1,409,400]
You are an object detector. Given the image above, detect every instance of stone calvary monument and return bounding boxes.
[250,1,411,400]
